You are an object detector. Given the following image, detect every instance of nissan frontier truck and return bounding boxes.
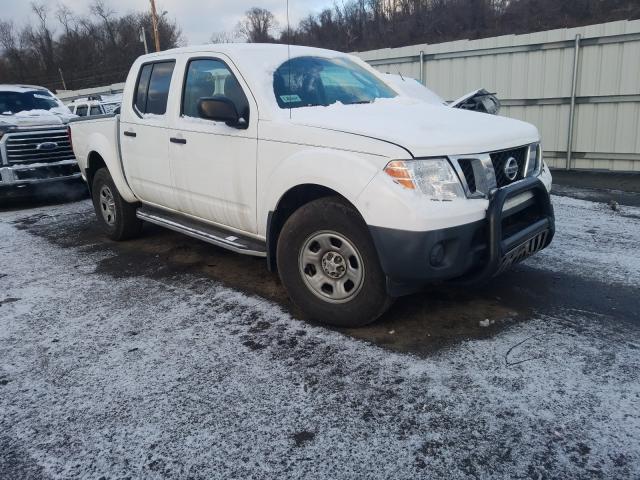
[69,44,554,327]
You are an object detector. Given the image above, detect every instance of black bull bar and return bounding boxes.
[464,176,555,284]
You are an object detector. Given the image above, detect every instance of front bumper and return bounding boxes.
[369,177,555,296]
[0,160,82,197]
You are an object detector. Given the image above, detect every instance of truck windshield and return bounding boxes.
[0,89,62,115]
[273,56,396,109]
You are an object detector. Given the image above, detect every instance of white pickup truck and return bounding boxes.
[70,44,554,327]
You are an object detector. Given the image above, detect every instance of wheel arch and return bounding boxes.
[85,151,107,193]
[82,141,137,203]
[266,183,363,272]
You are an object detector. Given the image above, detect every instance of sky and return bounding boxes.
[0,0,333,45]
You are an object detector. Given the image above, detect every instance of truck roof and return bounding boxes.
[138,42,345,66]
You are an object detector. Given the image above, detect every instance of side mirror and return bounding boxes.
[197,97,240,127]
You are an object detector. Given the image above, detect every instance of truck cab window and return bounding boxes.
[146,62,175,115]
[76,105,88,116]
[182,58,250,123]
[134,64,153,114]
[90,106,102,116]
[133,61,175,116]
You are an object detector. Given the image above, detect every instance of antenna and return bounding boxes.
[286,0,291,119]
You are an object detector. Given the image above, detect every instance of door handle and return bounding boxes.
[123,131,136,137]
[170,137,187,144]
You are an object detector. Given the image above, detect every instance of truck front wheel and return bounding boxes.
[91,168,142,241]
[276,197,393,327]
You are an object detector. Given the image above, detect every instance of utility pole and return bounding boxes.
[149,0,161,52]
[140,26,149,54]
[58,67,67,90]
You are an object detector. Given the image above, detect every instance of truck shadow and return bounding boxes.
[0,181,88,213]
[98,225,541,356]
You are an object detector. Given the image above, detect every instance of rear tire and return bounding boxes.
[91,168,142,241]
[276,196,393,327]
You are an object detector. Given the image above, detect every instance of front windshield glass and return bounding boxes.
[273,56,396,109]
[0,89,62,115]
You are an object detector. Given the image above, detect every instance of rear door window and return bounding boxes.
[134,64,153,114]
[146,61,175,115]
[76,105,88,116]
[90,106,102,116]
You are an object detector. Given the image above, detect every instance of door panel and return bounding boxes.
[121,120,173,207]
[169,57,257,233]
[121,60,177,208]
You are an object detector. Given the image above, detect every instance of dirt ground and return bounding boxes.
[1,184,639,479]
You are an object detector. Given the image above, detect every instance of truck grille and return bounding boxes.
[451,144,535,197]
[490,147,528,188]
[4,127,75,165]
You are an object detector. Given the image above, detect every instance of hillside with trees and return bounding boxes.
[237,0,640,51]
[0,1,181,91]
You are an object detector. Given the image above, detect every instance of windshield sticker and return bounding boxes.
[280,94,301,103]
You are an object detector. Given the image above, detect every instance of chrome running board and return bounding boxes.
[137,206,266,257]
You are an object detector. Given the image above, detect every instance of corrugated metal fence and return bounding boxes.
[355,20,640,172]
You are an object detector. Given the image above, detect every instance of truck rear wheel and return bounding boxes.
[276,196,393,327]
[91,168,142,241]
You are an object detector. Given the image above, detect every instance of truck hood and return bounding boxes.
[0,108,75,128]
[289,97,538,157]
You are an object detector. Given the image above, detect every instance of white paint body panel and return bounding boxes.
[120,118,175,208]
[69,116,137,203]
[70,43,551,243]
[168,53,259,233]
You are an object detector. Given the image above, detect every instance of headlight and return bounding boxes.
[384,158,465,200]
[525,143,542,177]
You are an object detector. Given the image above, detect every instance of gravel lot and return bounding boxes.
[1,193,639,479]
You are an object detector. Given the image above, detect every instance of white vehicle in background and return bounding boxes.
[68,94,122,118]
[69,44,554,327]
[0,84,80,198]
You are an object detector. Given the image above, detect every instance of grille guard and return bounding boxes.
[461,176,555,284]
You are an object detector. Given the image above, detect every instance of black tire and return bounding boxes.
[276,196,394,327]
[91,168,142,241]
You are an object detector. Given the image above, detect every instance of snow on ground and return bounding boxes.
[525,194,640,287]
[0,196,639,479]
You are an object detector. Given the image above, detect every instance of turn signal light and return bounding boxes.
[383,161,415,189]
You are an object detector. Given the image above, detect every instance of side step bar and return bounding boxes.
[136,206,267,257]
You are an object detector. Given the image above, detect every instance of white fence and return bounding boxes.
[355,20,640,172]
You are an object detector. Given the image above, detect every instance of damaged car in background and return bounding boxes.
[0,85,80,199]
[384,73,501,114]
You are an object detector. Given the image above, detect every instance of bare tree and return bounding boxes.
[237,7,279,43]
[0,3,182,90]
[210,30,241,44]
[90,0,118,48]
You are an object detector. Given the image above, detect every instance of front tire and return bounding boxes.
[276,196,393,327]
[91,168,142,241]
